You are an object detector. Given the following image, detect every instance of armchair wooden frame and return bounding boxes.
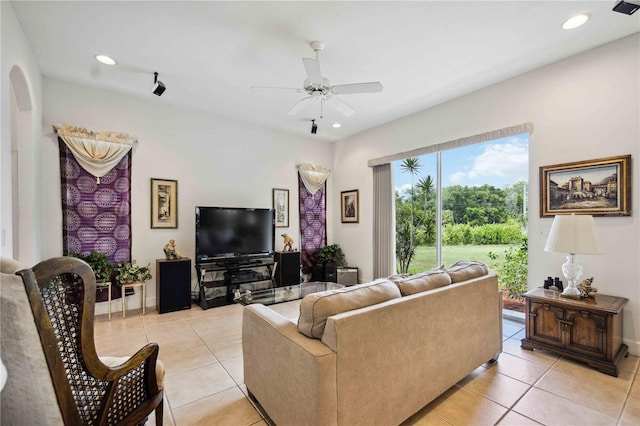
[18,257,163,425]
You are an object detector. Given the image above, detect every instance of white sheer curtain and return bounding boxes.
[297,163,331,194]
[373,163,394,278]
[54,124,136,183]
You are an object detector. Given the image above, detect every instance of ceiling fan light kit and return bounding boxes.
[311,119,318,134]
[254,41,383,121]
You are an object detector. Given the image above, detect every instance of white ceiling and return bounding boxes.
[10,1,640,142]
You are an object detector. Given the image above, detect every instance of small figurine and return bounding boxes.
[577,277,597,298]
[163,239,182,260]
[281,233,294,252]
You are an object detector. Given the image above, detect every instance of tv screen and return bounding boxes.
[195,207,275,263]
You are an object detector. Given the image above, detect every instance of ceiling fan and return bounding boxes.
[252,41,383,117]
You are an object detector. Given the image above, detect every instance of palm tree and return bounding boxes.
[398,157,422,273]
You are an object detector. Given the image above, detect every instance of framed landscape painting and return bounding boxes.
[540,155,631,217]
[273,188,289,228]
[341,189,359,223]
[151,178,178,228]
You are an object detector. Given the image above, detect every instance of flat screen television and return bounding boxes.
[195,206,275,264]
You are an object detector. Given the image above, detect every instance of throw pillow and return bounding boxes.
[446,260,489,283]
[297,279,401,339]
[395,266,451,296]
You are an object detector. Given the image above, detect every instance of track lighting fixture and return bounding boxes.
[152,72,166,96]
[311,119,318,134]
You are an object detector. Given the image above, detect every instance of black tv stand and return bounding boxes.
[196,257,274,309]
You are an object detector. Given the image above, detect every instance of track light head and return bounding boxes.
[152,72,166,96]
[311,119,318,134]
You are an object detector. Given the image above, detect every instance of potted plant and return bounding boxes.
[68,251,114,283]
[317,244,347,267]
[115,260,152,285]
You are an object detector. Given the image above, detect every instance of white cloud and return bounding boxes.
[449,171,467,184]
[395,183,413,196]
[469,142,528,181]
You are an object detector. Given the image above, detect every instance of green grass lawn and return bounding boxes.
[406,244,513,274]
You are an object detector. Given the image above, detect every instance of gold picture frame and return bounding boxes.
[341,189,359,223]
[151,178,178,228]
[273,188,289,228]
[540,155,631,217]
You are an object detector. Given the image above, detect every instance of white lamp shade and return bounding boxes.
[544,214,601,255]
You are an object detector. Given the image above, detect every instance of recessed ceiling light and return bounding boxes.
[562,13,590,30]
[332,123,342,128]
[95,54,117,65]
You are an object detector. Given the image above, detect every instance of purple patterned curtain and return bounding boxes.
[298,175,326,273]
[59,139,131,301]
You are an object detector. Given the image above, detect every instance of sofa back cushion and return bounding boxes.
[446,261,489,283]
[298,279,401,339]
[394,267,451,296]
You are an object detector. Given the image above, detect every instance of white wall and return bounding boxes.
[1,2,43,265]
[41,78,333,314]
[332,34,640,355]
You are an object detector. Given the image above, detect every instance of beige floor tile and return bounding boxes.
[429,385,508,425]
[401,409,452,425]
[534,368,629,418]
[619,354,640,374]
[502,338,560,367]
[458,365,531,408]
[221,355,245,385]
[195,323,243,342]
[551,357,635,393]
[95,331,150,357]
[205,335,243,361]
[496,410,542,425]
[618,377,640,425]
[160,344,218,376]
[171,386,263,426]
[164,363,236,408]
[144,319,194,339]
[142,309,191,327]
[513,387,616,425]
[491,352,551,385]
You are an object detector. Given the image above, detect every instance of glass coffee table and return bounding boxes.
[234,282,344,306]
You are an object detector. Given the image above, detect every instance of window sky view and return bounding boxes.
[394,134,529,194]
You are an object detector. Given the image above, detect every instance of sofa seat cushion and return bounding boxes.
[298,279,401,339]
[395,266,451,296]
[446,261,489,283]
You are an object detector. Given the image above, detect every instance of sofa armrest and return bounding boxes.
[242,304,338,426]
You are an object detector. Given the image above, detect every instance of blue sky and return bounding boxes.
[394,134,529,194]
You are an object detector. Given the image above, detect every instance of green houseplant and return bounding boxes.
[115,260,152,285]
[67,251,114,282]
[317,244,347,267]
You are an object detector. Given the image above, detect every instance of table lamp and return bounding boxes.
[544,213,601,297]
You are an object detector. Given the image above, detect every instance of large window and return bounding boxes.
[393,133,529,281]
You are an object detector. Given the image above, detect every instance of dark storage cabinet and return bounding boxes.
[156,258,192,314]
[274,251,301,287]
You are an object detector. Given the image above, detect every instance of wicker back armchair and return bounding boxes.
[18,257,163,425]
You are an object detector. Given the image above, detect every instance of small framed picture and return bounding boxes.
[341,189,359,223]
[151,178,178,228]
[273,188,289,228]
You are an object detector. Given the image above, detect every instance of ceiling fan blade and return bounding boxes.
[302,58,322,86]
[332,82,383,95]
[327,96,356,117]
[286,96,315,116]
[251,86,303,93]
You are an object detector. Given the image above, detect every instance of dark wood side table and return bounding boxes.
[521,288,628,376]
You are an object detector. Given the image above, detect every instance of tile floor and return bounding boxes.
[94,302,640,426]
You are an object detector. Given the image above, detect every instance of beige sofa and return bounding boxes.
[243,262,503,426]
